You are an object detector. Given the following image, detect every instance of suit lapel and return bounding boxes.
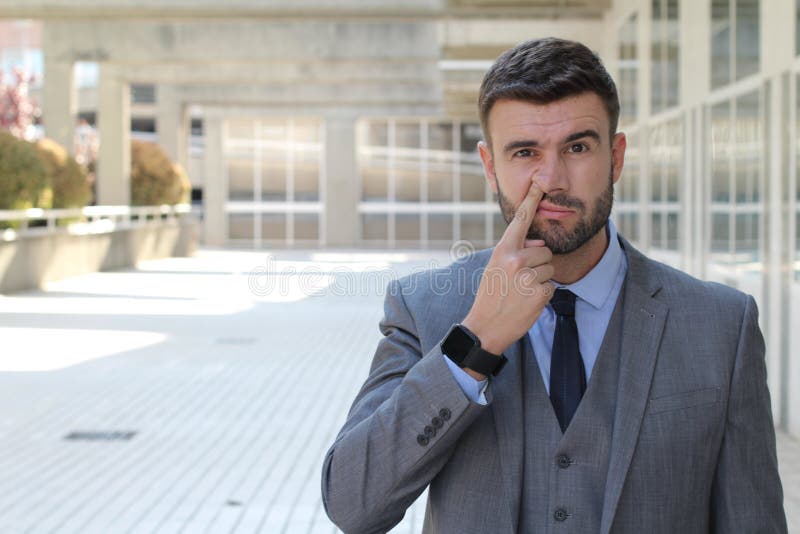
[600,241,668,534]
[489,334,527,533]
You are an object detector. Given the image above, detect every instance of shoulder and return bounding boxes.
[389,247,492,304]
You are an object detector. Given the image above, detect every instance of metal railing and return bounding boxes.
[0,204,195,241]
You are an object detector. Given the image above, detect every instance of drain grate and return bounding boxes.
[64,431,137,441]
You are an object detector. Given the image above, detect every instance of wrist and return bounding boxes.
[461,316,505,356]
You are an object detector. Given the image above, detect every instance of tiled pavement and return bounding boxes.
[0,248,797,533]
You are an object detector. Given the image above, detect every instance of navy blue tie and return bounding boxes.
[549,289,586,432]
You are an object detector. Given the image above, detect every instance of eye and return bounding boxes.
[567,143,588,154]
[513,149,532,158]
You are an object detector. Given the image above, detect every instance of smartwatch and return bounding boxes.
[441,324,507,376]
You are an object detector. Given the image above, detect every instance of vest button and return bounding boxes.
[557,455,572,468]
[554,508,569,522]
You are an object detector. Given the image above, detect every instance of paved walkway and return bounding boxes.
[0,249,797,533]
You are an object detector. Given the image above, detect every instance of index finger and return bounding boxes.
[503,181,543,248]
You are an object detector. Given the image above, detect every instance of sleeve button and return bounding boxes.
[416,434,429,446]
[423,425,435,437]
[431,416,443,428]
[439,408,451,421]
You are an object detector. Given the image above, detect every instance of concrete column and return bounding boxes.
[96,65,131,205]
[42,58,76,153]
[203,115,226,246]
[323,116,358,247]
[156,84,189,170]
[760,0,795,430]
[680,0,711,279]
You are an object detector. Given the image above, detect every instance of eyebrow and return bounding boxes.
[502,129,602,154]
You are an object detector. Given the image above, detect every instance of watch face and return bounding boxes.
[441,325,476,364]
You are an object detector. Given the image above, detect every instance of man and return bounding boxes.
[321,38,786,533]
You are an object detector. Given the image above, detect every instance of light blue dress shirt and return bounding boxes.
[444,219,628,405]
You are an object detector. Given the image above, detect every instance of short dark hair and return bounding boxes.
[478,37,620,146]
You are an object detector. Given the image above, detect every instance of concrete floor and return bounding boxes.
[0,248,796,533]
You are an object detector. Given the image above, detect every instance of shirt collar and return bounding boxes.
[555,219,624,310]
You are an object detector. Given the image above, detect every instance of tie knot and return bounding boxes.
[550,289,577,316]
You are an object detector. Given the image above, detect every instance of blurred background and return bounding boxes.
[0,0,798,532]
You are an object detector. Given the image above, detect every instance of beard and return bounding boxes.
[496,164,614,255]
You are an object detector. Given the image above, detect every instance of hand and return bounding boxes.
[462,181,555,373]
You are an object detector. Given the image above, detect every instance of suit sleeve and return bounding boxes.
[321,278,489,533]
[709,295,788,533]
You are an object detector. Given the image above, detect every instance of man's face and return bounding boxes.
[478,93,626,254]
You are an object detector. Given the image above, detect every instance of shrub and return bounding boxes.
[130,140,190,206]
[0,129,48,210]
[35,138,91,209]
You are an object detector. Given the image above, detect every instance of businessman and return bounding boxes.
[322,37,787,533]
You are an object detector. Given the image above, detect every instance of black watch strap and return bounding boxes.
[441,324,507,376]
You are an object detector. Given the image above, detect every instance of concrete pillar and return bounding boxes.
[203,115,226,246]
[156,84,189,170]
[42,58,76,153]
[96,65,131,205]
[680,0,711,279]
[760,0,795,431]
[323,116,359,247]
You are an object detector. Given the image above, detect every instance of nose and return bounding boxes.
[531,154,567,194]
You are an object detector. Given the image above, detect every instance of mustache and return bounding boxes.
[541,192,585,211]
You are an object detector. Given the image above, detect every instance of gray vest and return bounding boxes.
[520,289,625,533]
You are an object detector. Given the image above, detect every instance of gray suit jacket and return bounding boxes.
[322,238,787,533]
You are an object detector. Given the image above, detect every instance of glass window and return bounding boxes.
[293,214,319,241]
[395,214,421,242]
[652,0,680,113]
[460,165,486,202]
[395,167,422,202]
[460,214,486,245]
[711,0,760,89]
[711,212,731,252]
[229,214,255,240]
[361,214,387,241]
[261,214,286,241]
[618,14,638,125]
[735,0,759,81]
[227,159,254,201]
[429,214,453,242]
[711,101,732,202]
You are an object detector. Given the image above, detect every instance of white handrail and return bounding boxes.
[0,204,197,241]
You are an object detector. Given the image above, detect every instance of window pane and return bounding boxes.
[395,122,421,149]
[711,101,731,202]
[711,0,731,89]
[293,214,319,241]
[493,212,506,242]
[228,159,254,201]
[651,212,663,248]
[460,164,486,202]
[735,91,761,203]
[395,214,421,242]
[396,167,422,202]
[460,214,486,245]
[711,212,730,252]
[735,212,759,260]
[460,123,482,162]
[666,212,679,250]
[618,14,638,125]
[361,214,387,241]
[294,164,320,202]
[735,0,760,80]
[361,167,388,201]
[261,214,286,241]
[229,214,254,240]
[428,168,453,202]
[429,214,453,242]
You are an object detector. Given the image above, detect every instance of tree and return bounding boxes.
[0,67,40,140]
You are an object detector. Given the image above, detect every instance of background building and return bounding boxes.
[0,0,798,438]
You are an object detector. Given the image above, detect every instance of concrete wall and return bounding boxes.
[0,218,199,294]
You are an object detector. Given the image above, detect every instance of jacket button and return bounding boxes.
[423,425,435,438]
[431,416,443,428]
[554,508,568,522]
[557,455,572,469]
[439,408,451,421]
[416,434,429,446]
